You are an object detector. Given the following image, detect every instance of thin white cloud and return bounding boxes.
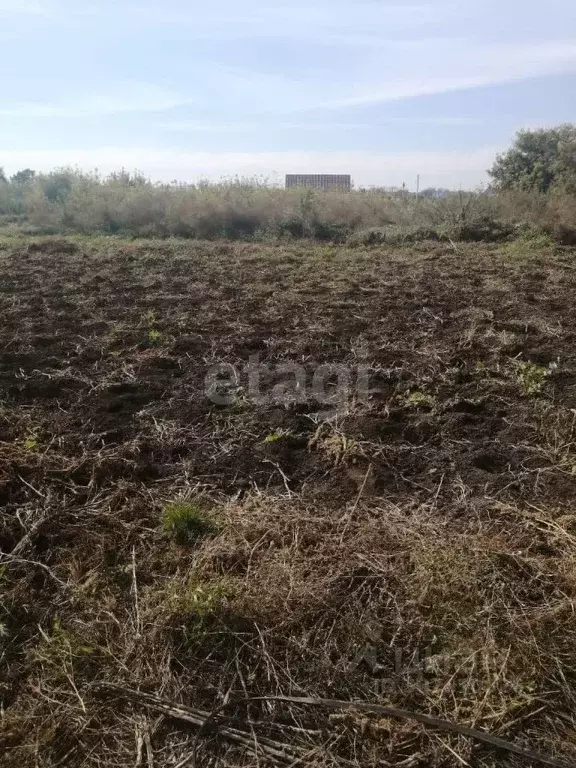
[0,146,498,189]
[147,38,576,119]
[0,83,192,118]
[0,0,454,42]
[0,0,52,15]
[105,2,454,44]
[315,41,576,108]
[158,116,482,132]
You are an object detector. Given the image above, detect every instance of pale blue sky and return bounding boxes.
[1,0,575,188]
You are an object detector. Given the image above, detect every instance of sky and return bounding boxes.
[1,0,575,189]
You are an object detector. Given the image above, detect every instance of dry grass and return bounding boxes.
[1,236,576,766]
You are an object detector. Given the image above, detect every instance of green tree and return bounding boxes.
[40,169,75,202]
[11,168,36,184]
[489,124,576,193]
[0,167,6,183]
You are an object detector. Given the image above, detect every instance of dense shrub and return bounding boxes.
[551,224,576,245]
[277,218,306,238]
[443,215,515,243]
[0,166,575,244]
[348,225,442,247]
[309,219,352,242]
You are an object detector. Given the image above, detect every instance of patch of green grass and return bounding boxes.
[404,390,437,409]
[20,429,39,451]
[33,618,96,677]
[499,230,556,258]
[162,501,217,545]
[262,428,292,444]
[180,582,230,618]
[142,310,157,326]
[143,574,233,631]
[50,618,95,657]
[514,361,550,396]
[142,310,162,343]
[173,579,235,648]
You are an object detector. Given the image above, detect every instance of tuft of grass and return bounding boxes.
[514,361,551,396]
[262,429,292,444]
[32,617,96,681]
[404,390,437,409]
[143,310,156,326]
[19,429,39,451]
[499,228,556,257]
[146,572,232,621]
[179,581,230,618]
[161,501,217,545]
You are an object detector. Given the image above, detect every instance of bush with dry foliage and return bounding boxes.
[1,167,576,244]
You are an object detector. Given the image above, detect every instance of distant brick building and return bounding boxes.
[286,174,351,192]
